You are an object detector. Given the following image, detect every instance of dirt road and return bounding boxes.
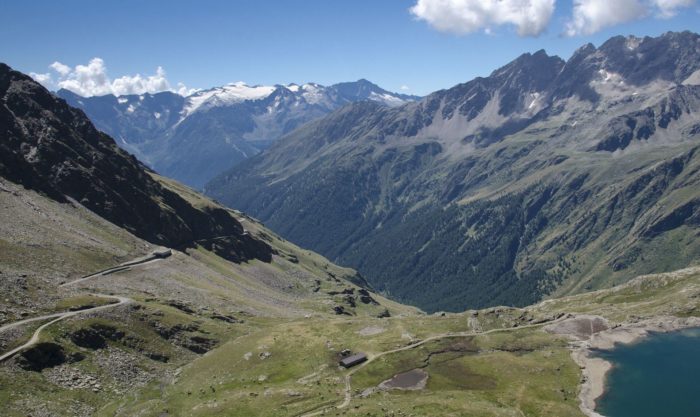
[0,250,170,362]
[0,294,132,362]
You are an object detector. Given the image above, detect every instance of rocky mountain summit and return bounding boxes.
[207,31,700,312]
[58,79,418,188]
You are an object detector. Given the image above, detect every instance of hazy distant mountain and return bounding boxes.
[58,79,419,188]
[206,31,700,312]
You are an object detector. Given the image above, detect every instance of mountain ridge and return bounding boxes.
[57,79,419,188]
[206,31,700,312]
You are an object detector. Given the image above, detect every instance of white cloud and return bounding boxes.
[566,0,647,36]
[29,72,53,86]
[652,0,696,17]
[110,66,171,96]
[411,0,696,38]
[400,85,410,91]
[176,82,199,96]
[409,0,556,37]
[54,58,113,96]
[35,57,195,97]
[565,0,696,36]
[49,61,71,76]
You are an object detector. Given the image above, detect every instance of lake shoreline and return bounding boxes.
[571,316,700,417]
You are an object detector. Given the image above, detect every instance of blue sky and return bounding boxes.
[1,0,699,96]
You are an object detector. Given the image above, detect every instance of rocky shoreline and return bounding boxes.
[570,316,700,417]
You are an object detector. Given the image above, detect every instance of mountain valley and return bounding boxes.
[0,29,699,417]
[207,32,700,313]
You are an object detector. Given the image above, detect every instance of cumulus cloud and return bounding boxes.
[565,0,647,36]
[565,0,696,36]
[409,0,556,37]
[176,82,198,96]
[652,0,696,17]
[32,58,195,97]
[110,65,172,96]
[29,72,53,85]
[49,61,71,76]
[411,0,696,38]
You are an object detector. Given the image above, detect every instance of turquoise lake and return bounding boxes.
[595,327,700,417]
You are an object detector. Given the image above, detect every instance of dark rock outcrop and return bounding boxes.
[16,342,80,371]
[182,336,217,354]
[69,323,126,350]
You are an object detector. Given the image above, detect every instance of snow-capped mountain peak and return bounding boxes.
[183,82,277,116]
[58,78,421,188]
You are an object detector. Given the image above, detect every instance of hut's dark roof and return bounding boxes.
[340,353,367,367]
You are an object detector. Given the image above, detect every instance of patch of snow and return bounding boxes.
[117,97,128,104]
[301,83,324,104]
[126,104,136,113]
[154,112,161,119]
[597,69,624,85]
[590,69,635,99]
[182,82,276,117]
[231,143,249,158]
[139,95,144,101]
[369,91,405,107]
[626,36,641,51]
[527,92,541,110]
[286,84,300,92]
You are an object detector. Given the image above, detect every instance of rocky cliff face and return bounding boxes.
[0,63,271,263]
[206,32,700,312]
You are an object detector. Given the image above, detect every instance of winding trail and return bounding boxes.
[0,250,170,362]
[59,250,168,288]
[299,316,569,417]
[0,294,132,362]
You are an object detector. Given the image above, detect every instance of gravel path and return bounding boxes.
[0,294,132,362]
[0,251,168,362]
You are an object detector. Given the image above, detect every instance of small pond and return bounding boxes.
[380,368,428,390]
